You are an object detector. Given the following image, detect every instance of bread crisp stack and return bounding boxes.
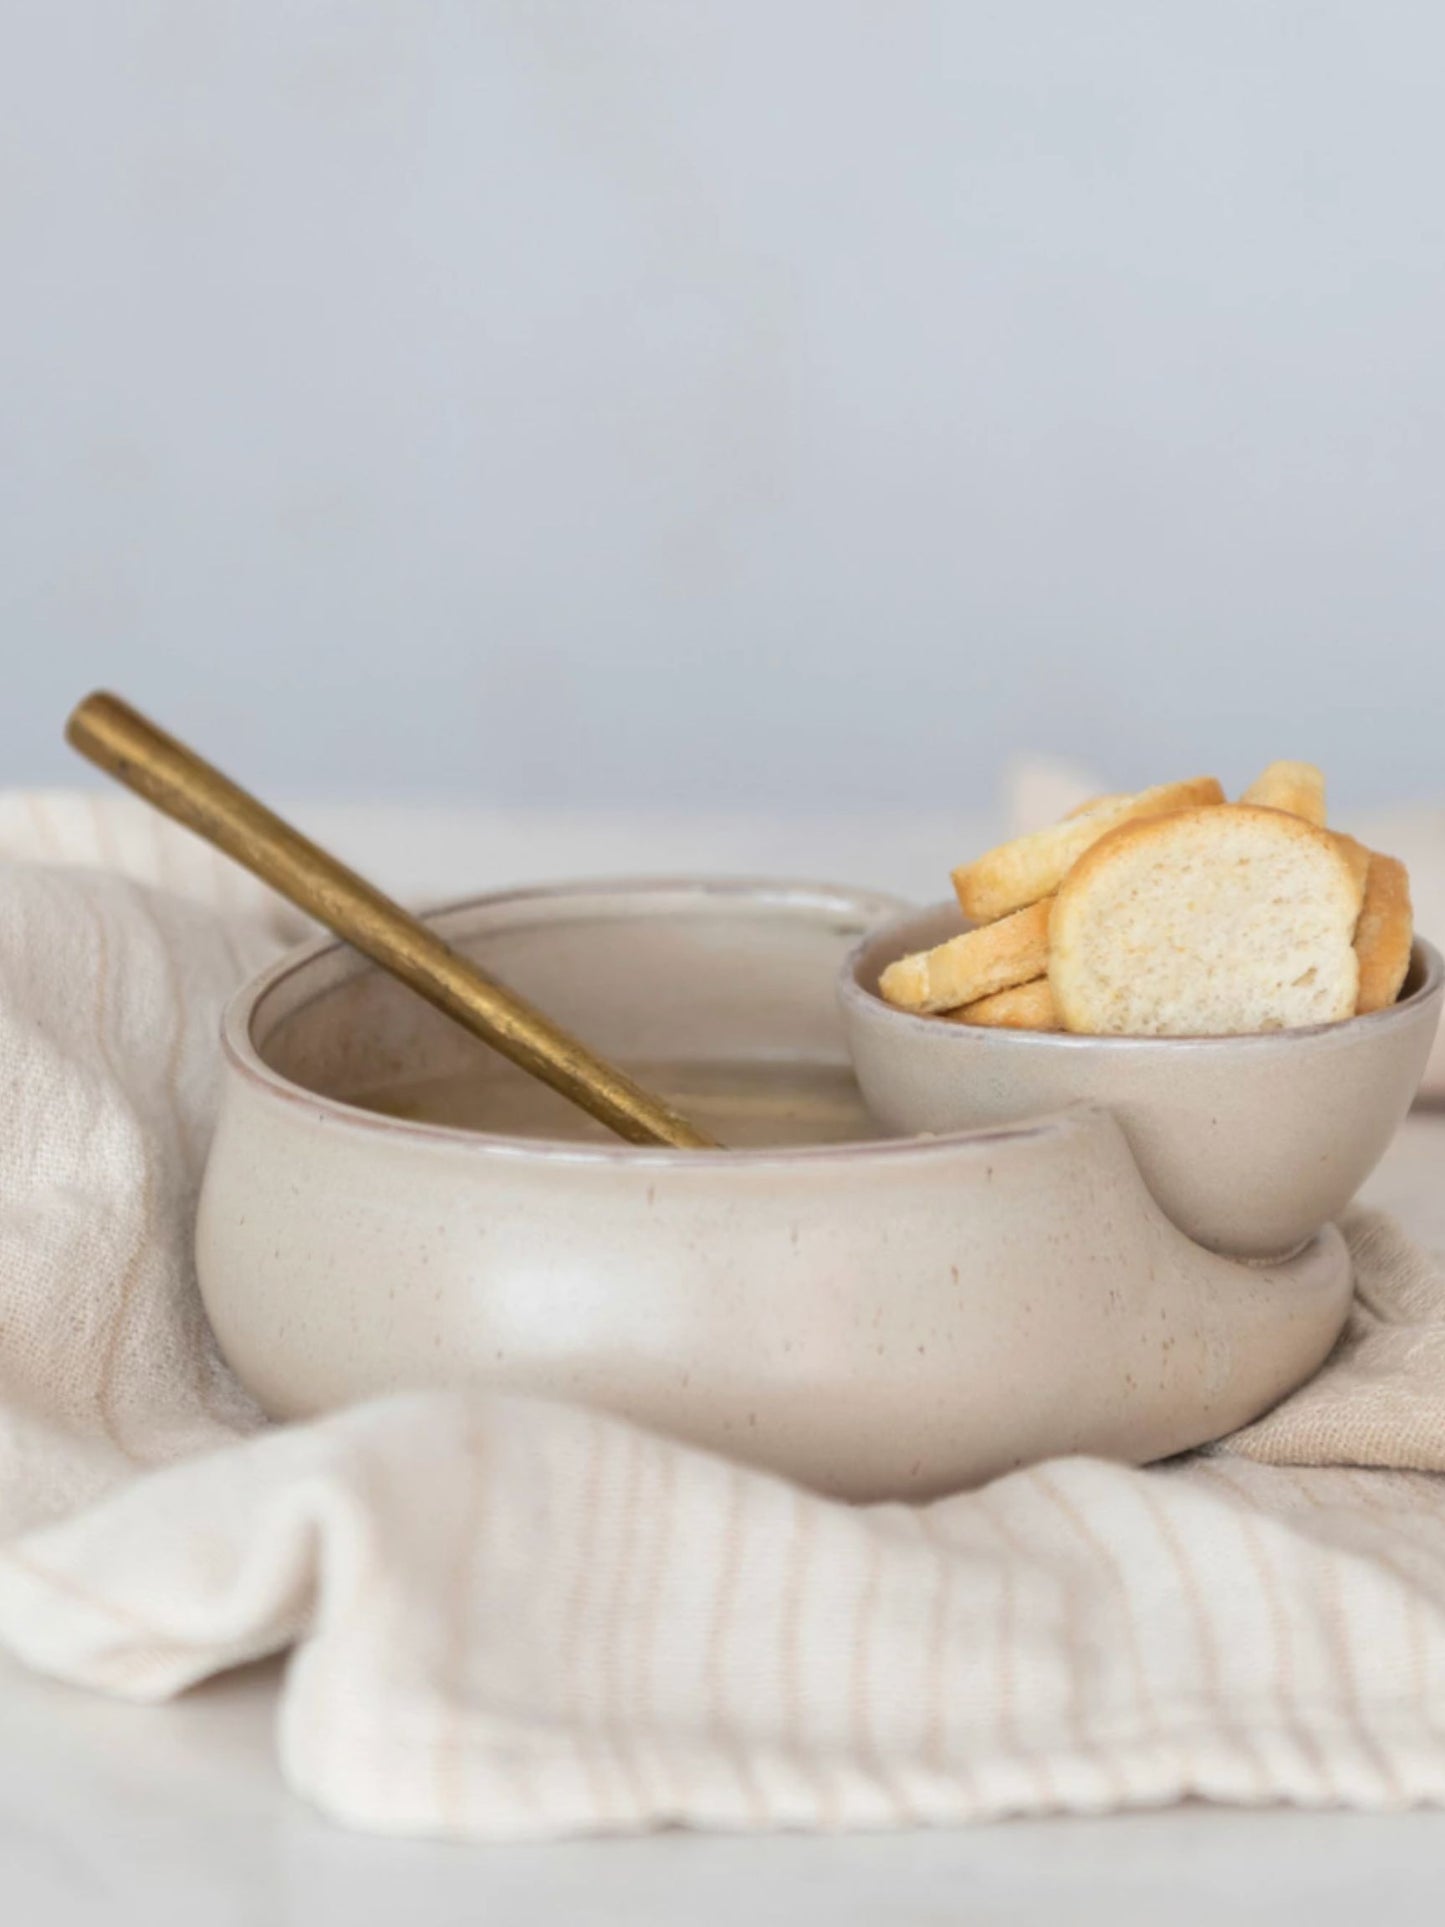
[877,759,1416,1037]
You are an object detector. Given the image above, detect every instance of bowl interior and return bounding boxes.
[241,879,905,1148]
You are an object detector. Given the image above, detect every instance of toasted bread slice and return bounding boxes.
[1240,760,1326,827]
[879,900,1051,1015]
[1049,805,1360,1035]
[945,977,1061,1031]
[953,777,1225,923]
[1063,792,1129,820]
[1354,853,1414,1014]
[1332,830,1373,910]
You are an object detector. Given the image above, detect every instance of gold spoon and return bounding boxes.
[66,692,719,1150]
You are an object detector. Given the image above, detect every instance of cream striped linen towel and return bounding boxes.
[3,792,1445,1841]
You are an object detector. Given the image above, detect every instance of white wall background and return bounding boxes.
[3,3,1443,811]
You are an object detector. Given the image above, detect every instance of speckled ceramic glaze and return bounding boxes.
[843,904,1444,1260]
[198,880,1356,1501]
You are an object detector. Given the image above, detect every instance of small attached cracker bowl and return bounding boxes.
[842,904,1443,1259]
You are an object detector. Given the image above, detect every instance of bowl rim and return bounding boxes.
[842,902,1445,1051]
[219,875,1081,1167]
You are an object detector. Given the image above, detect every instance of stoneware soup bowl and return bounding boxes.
[842,902,1444,1260]
[200,879,1359,1503]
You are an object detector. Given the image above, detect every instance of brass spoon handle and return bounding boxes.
[66,692,719,1151]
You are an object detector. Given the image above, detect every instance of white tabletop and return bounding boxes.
[6,804,1444,1922]
[7,1644,1445,1927]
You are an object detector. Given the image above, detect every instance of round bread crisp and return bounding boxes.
[878,900,1051,1015]
[1063,792,1129,820]
[1239,759,1326,827]
[944,977,1060,1031]
[1354,853,1414,1014]
[1048,805,1361,1036]
[1331,830,1373,910]
[952,777,1225,924]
